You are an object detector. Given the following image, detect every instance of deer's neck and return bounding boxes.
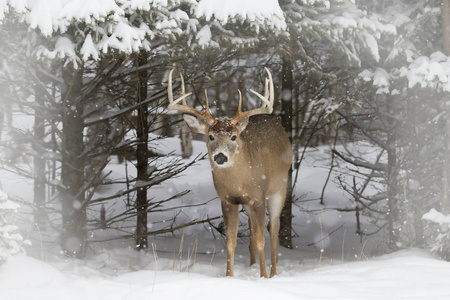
[210,146,263,204]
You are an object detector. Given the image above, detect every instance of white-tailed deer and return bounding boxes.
[167,68,292,278]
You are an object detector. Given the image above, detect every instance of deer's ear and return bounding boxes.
[183,114,209,135]
[235,118,249,135]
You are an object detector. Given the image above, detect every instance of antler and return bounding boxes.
[167,69,216,126]
[229,67,274,127]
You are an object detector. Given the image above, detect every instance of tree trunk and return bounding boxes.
[135,50,149,250]
[441,0,450,213]
[61,64,86,258]
[33,84,46,229]
[179,121,193,159]
[443,0,450,53]
[406,97,424,247]
[0,83,4,140]
[279,56,294,249]
[386,96,399,251]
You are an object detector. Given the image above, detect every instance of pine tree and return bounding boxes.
[0,190,29,262]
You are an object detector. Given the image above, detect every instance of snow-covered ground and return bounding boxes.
[1,249,449,300]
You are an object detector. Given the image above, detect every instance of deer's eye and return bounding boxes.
[231,135,237,142]
[209,135,215,141]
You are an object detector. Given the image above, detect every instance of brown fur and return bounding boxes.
[185,114,292,277]
[169,68,291,277]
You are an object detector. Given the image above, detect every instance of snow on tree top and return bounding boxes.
[195,0,286,32]
[423,208,450,227]
[0,190,19,211]
[400,51,450,92]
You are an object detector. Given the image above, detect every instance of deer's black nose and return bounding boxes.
[214,153,228,165]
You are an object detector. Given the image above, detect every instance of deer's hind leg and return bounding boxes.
[243,205,257,266]
[267,188,287,277]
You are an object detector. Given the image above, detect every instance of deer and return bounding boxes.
[167,68,293,278]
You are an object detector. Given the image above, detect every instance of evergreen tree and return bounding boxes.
[335,0,444,251]
[0,189,29,262]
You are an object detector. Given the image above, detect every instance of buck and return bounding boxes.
[167,68,292,278]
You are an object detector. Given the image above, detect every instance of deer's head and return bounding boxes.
[167,68,274,168]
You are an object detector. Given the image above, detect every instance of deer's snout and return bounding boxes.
[214,153,228,165]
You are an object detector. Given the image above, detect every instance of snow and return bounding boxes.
[25,0,63,36]
[59,0,122,25]
[1,0,450,298]
[400,51,450,92]
[423,209,450,228]
[98,17,149,53]
[1,0,178,65]
[0,190,19,210]
[36,36,79,67]
[1,249,450,300]
[1,0,287,65]
[359,67,391,94]
[80,34,99,61]
[422,209,450,256]
[0,189,28,262]
[331,15,358,29]
[0,0,26,21]
[196,25,213,47]
[0,119,448,299]
[23,0,124,36]
[362,31,380,62]
[2,135,450,298]
[195,0,286,31]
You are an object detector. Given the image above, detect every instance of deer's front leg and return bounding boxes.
[249,202,268,278]
[221,201,239,277]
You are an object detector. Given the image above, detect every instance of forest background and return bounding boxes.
[2,0,450,266]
